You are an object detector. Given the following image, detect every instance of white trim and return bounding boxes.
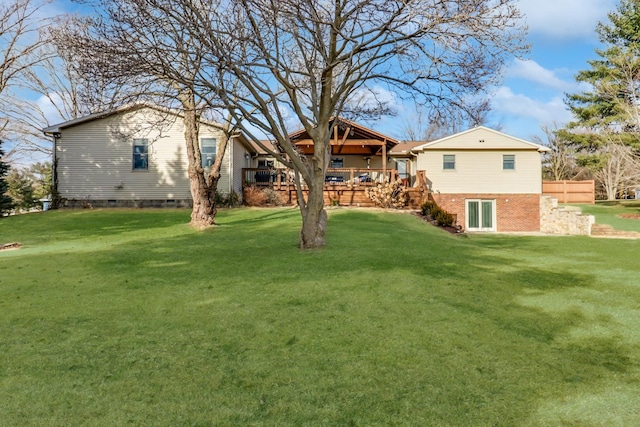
[465,199,497,232]
[412,126,549,153]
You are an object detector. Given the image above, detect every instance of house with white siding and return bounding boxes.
[44,108,550,232]
[43,104,255,208]
[412,126,549,232]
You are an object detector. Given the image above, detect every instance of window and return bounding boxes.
[133,138,149,170]
[258,159,274,168]
[201,138,217,168]
[330,157,344,168]
[466,199,496,231]
[443,154,455,170]
[503,154,515,170]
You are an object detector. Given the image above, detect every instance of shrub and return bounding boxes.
[261,188,285,206]
[420,200,437,216]
[243,186,285,206]
[243,186,268,206]
[435,209,455,227]
[215,190,240,207]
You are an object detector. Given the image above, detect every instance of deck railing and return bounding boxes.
[242,167,399,189]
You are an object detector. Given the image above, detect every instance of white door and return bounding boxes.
[466,199,496,231]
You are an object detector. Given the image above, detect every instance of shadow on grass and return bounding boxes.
[1,208,638,425]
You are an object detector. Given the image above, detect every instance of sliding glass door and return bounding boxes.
[466,199,496,231]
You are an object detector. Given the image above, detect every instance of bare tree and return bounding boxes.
[401,103,491,142]
[52,6,234,228]
[0,0,50,136]
[592,138,640,200]
[534,125,579,181]
[162,0,527,248]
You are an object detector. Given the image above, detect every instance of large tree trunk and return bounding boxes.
[299,178,327,249]
[180,91,217,228]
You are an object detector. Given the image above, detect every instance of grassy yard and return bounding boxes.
[1,207,639,426]
[575,200,640,232]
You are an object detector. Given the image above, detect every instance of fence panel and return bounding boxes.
[542,180,595,204]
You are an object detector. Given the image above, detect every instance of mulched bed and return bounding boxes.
[618,213,640,219]
[412,212,464,235]
[0,242,22,251]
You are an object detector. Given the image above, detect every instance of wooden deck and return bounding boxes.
[242,168,427,209]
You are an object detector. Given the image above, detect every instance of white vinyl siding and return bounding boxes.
[418,150,542,194]
[232,139,250,199]
[55,107,227,201]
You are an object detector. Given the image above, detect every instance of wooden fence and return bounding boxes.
[542,180,595,204]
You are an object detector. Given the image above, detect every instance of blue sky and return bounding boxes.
[39,0,618,144]
[380,0,620,142]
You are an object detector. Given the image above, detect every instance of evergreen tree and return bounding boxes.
[563,0,640,150]
[0,140,14,216]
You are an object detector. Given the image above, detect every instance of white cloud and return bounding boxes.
[517,0,616,40]
[507,59,574,91]
[36,93,66,125]
[491,86,572,125]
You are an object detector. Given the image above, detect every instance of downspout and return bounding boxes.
[228,135,232,196]
[44,130,61,209]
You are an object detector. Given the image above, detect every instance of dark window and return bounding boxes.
[258,159,274,168]
[133,139,149,170]
[330,157,344,168]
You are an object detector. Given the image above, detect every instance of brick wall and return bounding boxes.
[430,193,541,232]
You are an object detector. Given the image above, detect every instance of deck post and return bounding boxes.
[382,140,387,180]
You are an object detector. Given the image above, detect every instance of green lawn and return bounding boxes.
[574,200,640,232]
[1,207,640,426]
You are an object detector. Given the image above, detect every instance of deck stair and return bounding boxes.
[591,223,640,239]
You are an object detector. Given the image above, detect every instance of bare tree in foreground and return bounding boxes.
[53,4,236,228]
[172,0,528,248]
[0,0,49,138]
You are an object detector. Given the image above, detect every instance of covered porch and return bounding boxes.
[242,117,427,207]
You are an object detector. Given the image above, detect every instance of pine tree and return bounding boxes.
[0,140,14,216]
[563,0,640,150]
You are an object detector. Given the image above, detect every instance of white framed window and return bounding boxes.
[330,157,344,168]
[503,154,515,170]
[466,199,496,232]
[201,138,217,168]
[443,154,455,170]
[133,138,149,170]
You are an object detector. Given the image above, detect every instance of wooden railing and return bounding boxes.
[242,168,399,189]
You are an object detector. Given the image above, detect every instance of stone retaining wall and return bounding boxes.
[540,196,594,235]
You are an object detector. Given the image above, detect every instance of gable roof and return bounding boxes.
[42,102,226,134]
[412,126,550,152]
[289,116,400,145]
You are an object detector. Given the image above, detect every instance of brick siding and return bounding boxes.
[430,193,540,232]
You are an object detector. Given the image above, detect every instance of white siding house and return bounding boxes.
[43,104,251,207]
[413,127,549,232]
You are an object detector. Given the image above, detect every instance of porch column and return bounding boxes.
[382,140,387,179]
